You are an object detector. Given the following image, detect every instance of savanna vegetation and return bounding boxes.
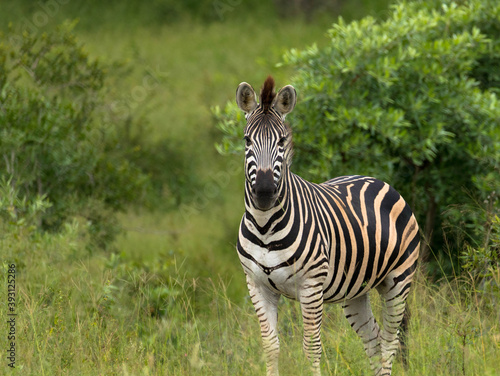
[0,1,499,375]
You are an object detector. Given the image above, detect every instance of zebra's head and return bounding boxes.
[236,76,297,211]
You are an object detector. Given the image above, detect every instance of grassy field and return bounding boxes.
[1,1,500,375]
[3,241,500,375]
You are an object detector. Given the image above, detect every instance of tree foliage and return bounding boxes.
[0,22,151,247]
[215,0,500,271]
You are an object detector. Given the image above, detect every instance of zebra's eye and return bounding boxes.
[278,136,287,147]
[244,136,252,147]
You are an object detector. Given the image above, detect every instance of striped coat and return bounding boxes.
[235,76,419,376]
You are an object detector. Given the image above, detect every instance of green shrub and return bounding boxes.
[215,0,500,273]
[460,192,499,303]
[0,21,152,247]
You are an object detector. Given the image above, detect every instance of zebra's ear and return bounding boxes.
[236,82,258,114]
[274,85,296,117]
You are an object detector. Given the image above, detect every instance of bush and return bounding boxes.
[460,192,499,303]
[0,21,152,248]
[215,0,500,273]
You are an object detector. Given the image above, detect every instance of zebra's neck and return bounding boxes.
[244,167,292,232]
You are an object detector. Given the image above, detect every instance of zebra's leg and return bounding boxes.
[377,269,415,375]
[343,294,382,375]
[246,276,281,376]
[299,287,324,376]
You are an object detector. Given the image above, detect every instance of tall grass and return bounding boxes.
[2,193,499,375]
[3,235,499,376]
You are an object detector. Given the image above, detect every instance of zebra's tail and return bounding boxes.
[398,307,410,368]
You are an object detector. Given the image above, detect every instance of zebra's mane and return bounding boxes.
[260,76,276,112]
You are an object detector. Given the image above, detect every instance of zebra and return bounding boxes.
[234,76,420,376]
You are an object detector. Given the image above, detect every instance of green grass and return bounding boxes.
[3,234,499,375]
[1,1,499,375]
[2,219,500,375]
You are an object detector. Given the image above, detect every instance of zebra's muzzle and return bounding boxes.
[251,169,278,210]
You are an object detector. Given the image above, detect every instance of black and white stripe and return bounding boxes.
[235,77,419,376]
